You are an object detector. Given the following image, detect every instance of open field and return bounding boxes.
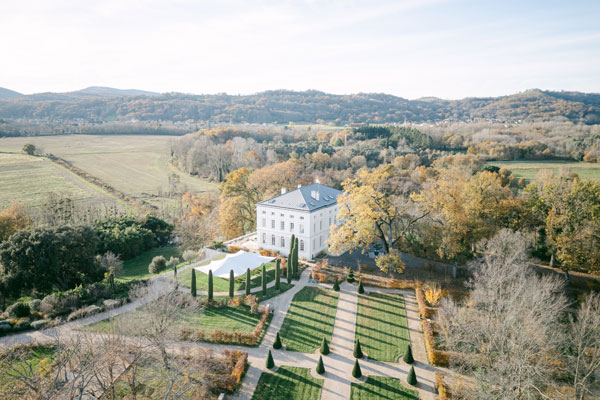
[488,160,600,182]
[350,376,418,400]
[278,286,339,353]
[252,366,323,400]
[355,292,410,362]
[0,153,116,209]
[0,135,217,208]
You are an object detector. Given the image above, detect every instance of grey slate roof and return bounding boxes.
[258,183,343,212]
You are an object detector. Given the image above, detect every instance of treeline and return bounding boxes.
[0,89,599,134]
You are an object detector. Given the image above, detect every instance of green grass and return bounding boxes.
[252,366,323,400]
[0,153,115,209]
[119,246,182,281]
[355,292,410,362]
[0,135,217,207]
[193,282,294,303]
[350,376,418,400]
[85,303,264,336]
[278,286,339,353]
[488,160,600,182]
[179,259,277,293]
[0,346,55,395]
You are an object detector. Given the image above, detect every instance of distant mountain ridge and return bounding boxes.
[0,87,598,124]
[0,87,23,99]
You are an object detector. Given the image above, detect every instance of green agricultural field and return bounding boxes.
[119,246,182,281]
[85,302,264,336]
[0,153,115,209]
[278,286,339,353]
[252,366,323,400]
[350,376,418,400]
[179,259,277,293]
[355,292,410,362]
[489,160,600,182]
[0,135,217,208]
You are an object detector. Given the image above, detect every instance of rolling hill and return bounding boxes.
[0,87,23,99]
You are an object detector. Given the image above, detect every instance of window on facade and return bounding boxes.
[290,215,294,219]
[281,236,285,247]
[262,210,266,214]
[271,235,275,245]
[280,213,284,217]
[262,233,266,243]
[290,222,294,232]
[262,218,266,227]
[313,223,316,232]
[300,216,304,220]
[329,217,332,226]
[271,220,275,229]
[300,224,304,233]
[320,221,322,229]
[320,236,322,246]
[300,240,304,251]
[280,221,285,230]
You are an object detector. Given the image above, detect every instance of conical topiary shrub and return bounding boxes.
[353,339,363,358]
[357,281,364,294]
[347,269,355,283]
[266,350,275,369]
[352,359,362,378]
[273,332,282,349]
[403,344,414,364]
[316,356,325,375]
[333,279,340,291]
[191,268,197,297]
[320,337,330,355]
[407,366,417,386]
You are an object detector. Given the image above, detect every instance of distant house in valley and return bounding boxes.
[256,181,342,259]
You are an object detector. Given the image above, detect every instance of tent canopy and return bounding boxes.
[195,250,276,279]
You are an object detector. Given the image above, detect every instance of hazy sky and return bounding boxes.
[1,0,599,99]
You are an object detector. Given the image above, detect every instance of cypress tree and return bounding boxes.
[286,259,292,284]
[229,269,234,298]
[320,337,330,355]
[275,259,281,290]
[262,264,267,295]
[407,366,417,386]
[173,265,178,289]
[245,268,251,296]
[316,356,325,375]
[191,269,197,297]
[287,242,294,281]
[353,339,363,358]
[352,359,362,378]
[403,344,414,364]
[208,270,214,301]
[293,237,299,277]
[273,332,282,349]
[357,281,364,294]
[266,350,275,369]
[333,278,340,291]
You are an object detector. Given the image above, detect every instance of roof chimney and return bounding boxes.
[315,177,320,184]
[281,187,287,194]
[297,184,301,189]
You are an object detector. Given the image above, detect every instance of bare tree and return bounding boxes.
[438,229,569,399]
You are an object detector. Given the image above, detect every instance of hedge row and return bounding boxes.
[435,371,449,400]
[416,285,450,367]
[214,350,248,393]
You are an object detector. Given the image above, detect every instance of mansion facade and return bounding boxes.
[256,182,343,259]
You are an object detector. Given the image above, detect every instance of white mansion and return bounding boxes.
[256,182,343,259]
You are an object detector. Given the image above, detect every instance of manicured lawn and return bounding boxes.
[252,366,323,400]
[350,376,418,400]
[119,246,182,281]
[278,286,339,353]
[193,282,294,303]
[85,303,264,336]
[179,259,277,293]
[355,292,410,362]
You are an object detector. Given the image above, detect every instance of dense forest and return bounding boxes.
[0,89,599,137]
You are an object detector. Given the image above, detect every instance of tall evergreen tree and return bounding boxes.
[293,237,299,277]
[208,269,214,301]
[173,265,178,289]
[191,268,197,297]
[286,258,292,284]
[333,278,340,291]
[262,264,267,295]
[287,241,294,281]
[245,268,251,296]
[275,259,281,290]
[229,269,234,298]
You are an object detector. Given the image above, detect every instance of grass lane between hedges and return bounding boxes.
[355,292,410,362]
[350,376,418,400]
[278,286,339,353]
[252,366,323,400]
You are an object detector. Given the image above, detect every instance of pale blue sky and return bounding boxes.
[1,0,598,98]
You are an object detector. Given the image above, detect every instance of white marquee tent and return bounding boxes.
[195,250,276,279]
